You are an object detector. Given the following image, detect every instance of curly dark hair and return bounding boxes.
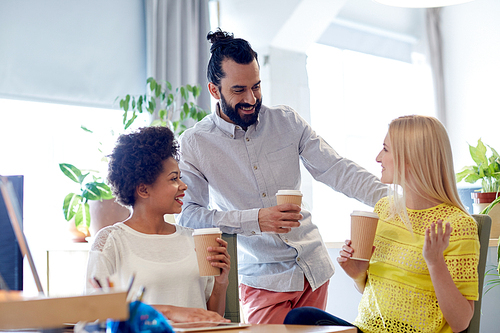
[107,126,179,207]
[206,28,258,86]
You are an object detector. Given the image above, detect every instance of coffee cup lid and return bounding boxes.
[350,211,379,218]
[192,227,221,235]
[276,190,303,196]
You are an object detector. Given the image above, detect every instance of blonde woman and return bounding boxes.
[284,115,480,333]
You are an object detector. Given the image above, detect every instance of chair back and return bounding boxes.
[463,214,492,333]
[222,233,240,323]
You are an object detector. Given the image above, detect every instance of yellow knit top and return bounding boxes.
[354,197,480,333]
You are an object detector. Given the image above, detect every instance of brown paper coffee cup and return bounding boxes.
[276,190,302,206]
[193,228,222,276]
[350,211,379,261]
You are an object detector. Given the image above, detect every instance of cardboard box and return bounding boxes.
[0,291,128,329]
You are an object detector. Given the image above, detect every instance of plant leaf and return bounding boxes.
[490,145,500,161]
[158,109,167,121]
[138,95,143,112]
[149,79,156,92]
[470,139,488,169]
[180,86,189,101]
[62,193,81,221]
[74,202,91,230]
[192,85,200,98]
[59,163,82,183]
[463,173,481,184]
[124,95,130,112]
[83,182,101,201]
[172,121,179,131]
[482,196,500,214]
[124,113,137,130]
[167,94,174,107]
[155,82,161,98]
[81,126,93,133]
[95,182,113,200]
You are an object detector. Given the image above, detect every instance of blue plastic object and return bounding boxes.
[106,301,174,333]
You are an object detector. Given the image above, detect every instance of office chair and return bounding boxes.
[462,214,492,333]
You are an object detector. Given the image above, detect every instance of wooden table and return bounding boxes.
[197,324,357,332]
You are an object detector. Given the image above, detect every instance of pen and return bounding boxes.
[136,286,146,303]
[126,273,136,296]
[93,276,103,289]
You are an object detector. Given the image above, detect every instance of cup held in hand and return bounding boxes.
[276,190,302,206]
[350,211,379,261]
[193,228,222,276]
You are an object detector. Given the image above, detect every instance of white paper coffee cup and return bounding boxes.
[276,190,303,206]
[350,211,379,261]
[193,228,222,276]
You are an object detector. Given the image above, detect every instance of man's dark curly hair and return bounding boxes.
[107,126,179,207]
[206,28,258,87]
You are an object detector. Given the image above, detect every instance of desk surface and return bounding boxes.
[196,324,357,333]
[0,325,356,333]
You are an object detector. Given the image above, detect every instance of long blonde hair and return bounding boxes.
[388,115,468,227]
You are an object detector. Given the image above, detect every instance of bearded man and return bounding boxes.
[177,29,387,324]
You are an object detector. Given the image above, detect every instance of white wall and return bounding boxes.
[441,0,500,172]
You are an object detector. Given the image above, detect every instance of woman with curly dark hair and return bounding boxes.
[85,126,231,324]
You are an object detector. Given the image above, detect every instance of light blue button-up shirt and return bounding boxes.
[177,104,387,292]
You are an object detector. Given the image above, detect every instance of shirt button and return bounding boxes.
[253,165,258,170]
[246,138,250,142]
[297,257,301,262]
[230,134,234,138]
[262,193,266,197]
[251,231,256,235]
[285,239,289,243]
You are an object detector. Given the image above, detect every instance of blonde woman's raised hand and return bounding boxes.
[423,219,452,266]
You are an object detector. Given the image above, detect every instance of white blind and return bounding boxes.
[317,19,416,63]
[0,0,147,108]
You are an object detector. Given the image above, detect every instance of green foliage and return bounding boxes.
[59,163,113,231]
[117,77,208,137]
[485,266,500,294]
[481,196,500,215]
[456,138,500,193]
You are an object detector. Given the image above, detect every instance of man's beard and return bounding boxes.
[220,93,262,129]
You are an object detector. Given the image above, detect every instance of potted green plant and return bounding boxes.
[456,138,500,207]
[117,77,208,136]
[58,78,209,239]
[59,163,114,240]
[456,138,500,238]
[455,138,500,192]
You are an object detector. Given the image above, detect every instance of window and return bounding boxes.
[0,98,150,241]
[0,98,149,294]
[306,43,436,243]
